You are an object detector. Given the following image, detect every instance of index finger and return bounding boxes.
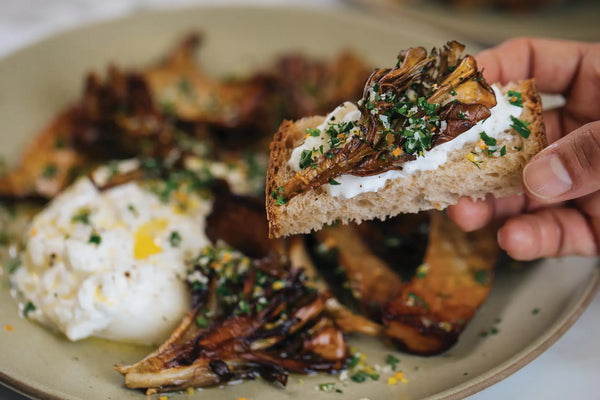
[475,38,587,94]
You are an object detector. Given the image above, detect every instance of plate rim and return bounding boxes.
[431,263,600,400]
[0,4,598,400]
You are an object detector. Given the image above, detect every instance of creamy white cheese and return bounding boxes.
[11,177,213,345]
[288,101,361,170]
[289,85,523,199]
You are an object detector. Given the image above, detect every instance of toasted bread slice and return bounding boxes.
[266,80,545,238]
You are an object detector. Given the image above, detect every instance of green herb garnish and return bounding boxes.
[160,100,177,117]
[54,137,66,149]
[328,178,341,185]
[89,232,102,245]
[318,383,337,392]
[306,128,321,137]
[510,116,531,138]
[195,316,208,328]
[474,269,490,285]
[169,231,182,247]
[6,258,20,274]
[386,354,400,371]
[508,90,523,107]
[500,145,507,156]
[71,208,91,225]
[23,301,36,317]
[407,292,429,310]
[42,164,58,179]
[271,186,288,205]
[350,371,379,383]
[237,300,251,315]
[299,149,315,170]
[348,353,361,368]
[177,77,193,96]
[479,131,497,147]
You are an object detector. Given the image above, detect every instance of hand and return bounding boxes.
[447,38,600,261]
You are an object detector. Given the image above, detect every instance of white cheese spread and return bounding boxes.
[288,85,523,199]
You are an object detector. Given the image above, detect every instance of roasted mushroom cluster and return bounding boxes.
[0,33,371,200]
[280,41,497,201]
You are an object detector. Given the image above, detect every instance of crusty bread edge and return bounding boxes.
[266,80,545,238]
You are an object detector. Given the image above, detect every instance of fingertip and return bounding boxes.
[474,49,501,83]
[497,217,540,261]
[447,196,494,232]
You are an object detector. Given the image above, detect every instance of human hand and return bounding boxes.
[447,38,600,261]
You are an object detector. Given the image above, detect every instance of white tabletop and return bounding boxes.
[0,1,598,399]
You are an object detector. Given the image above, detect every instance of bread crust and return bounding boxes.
[266,80,545,238]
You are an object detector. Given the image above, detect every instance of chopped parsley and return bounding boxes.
[350,370,379,383]
[140,157,161,174]
[127,204,138,215]
[89,232,102,245]
[237,300,251,315]
[177,77,193,97]
[407,292,429,310]
[531,307,540,315]
[71,208,91,225]
[306,128,321,137]
[508,90,523,107]
[54,137,66,149]
[195,316,208,328]
[271,186,287,205]
[510,116,531,138]
[500,145,507,156]
[169,231,182,247]
[479,131,497,147]
[416,264,429,279]
[328,178,341,185]
[23,301,36,317]
[42,163,58,179]
[348,353,361,368]
[299,149,316,170]
[160,100,177,117]
[6,258,20,274]
[386,354,400,371]
[474,269,490,285]
[318,382,340,392]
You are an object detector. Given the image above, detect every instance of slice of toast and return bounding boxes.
[266,80,545,238]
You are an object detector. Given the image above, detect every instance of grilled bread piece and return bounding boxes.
[266,79,544,238]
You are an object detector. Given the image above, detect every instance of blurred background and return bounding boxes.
[349,0,599,45]
[0,0,597,58]
[0,1,598,400]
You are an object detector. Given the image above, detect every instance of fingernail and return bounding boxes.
[523,154,572,199]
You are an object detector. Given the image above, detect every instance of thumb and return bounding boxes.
[523,121,600,204]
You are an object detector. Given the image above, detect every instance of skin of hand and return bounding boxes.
[446,38,600,261]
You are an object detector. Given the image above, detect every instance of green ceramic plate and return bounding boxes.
[0,6,597,400]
